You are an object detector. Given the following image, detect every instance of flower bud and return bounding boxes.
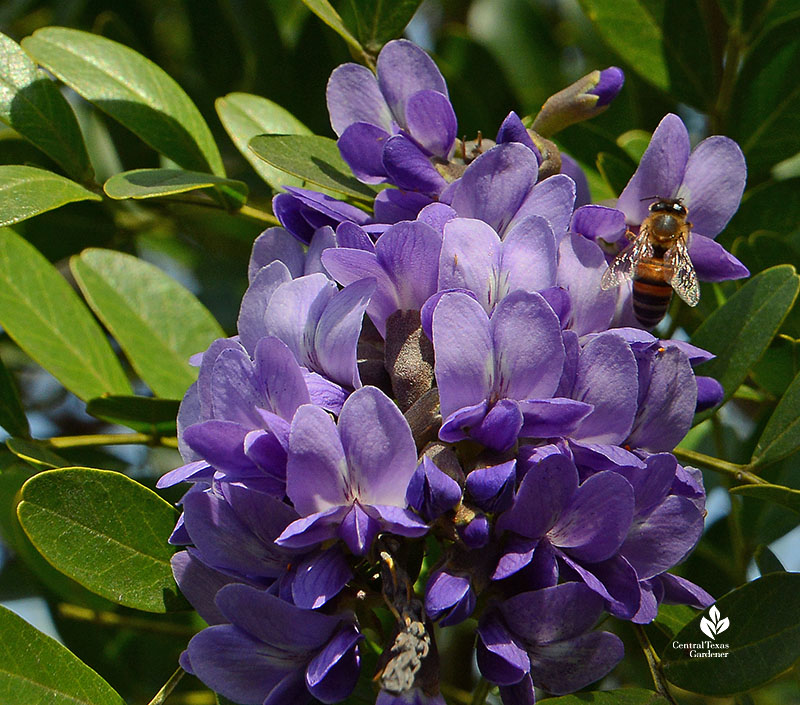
[465,460,516,514]
[531,67,625,138]
[695,376,724,412]
[458,513,490,548]
[407,456,462,522]
[425,569,476,626]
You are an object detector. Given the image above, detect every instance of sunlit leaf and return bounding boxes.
[0,165,101,228]
[249,133,380,201]
[0,32,93,183]
[729,483,800,514]
[347,0,422,53]
[18,467,185,612]
[71,248,224,399]
[0,604,126,705]
[301,0,366,57]
[0,228,131,400]
[216,92,311,190]
[22,27,225,176]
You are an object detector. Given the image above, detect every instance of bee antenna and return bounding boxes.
[639,195,659,202]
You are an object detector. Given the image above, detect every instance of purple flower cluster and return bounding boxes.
[163,39,746,705]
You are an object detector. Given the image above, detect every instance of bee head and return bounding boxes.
[648,198,687,216]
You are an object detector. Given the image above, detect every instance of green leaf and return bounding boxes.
[0,604,126,705]
[616,129,651,163]
[0,32,93,183]
[0,165,101,228]
[596,151,635,196]
[729,483,800,514]
[729,17,800,183]
[5,439,67,469]
[86,396,179,435]
[690,265,800,408]
[17,467,185,612]
[652,603,698,638]
[723,178,800,244]
[578,0,715,108]
[751,368,800,467]
[301,0,366,57]
[103,168,248,211]
[249,133,380,201]
[0,228,131,400]
[662,572,800,694]
[22,27,224,176]
[754,544,786,576]
[0,353,29,438]
[347,0,422,53]
[538,689,668,704]
[71,248,224,399]
[216,92,311,191]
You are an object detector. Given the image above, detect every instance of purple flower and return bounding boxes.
[616,113,748,282]
[425,569,476,626]
[476,583,623,702]
[185,584,361,705]
[276,386,427,555]
[432,290,592,452]
[406,456,462,522]
[327,39,456,195]
[273,187,370,244]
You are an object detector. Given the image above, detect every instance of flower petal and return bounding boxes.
[476,613,530,686]
[327,62,393,135]
[502,215,558,293]
[238,261,293,354]
[510,174,576,241]
[377,220,442,310]
[688,235,749,281]
[338,502,380,555]
[306,625,362,704]
[338,122,391,183]
[404,89,457,158]
[383,134,447,194]
[249,227,304,281]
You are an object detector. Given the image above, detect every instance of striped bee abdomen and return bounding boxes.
[632,261,673,328]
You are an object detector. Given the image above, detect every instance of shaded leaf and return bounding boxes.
[5,439,66,468]
[751,368,800,467]
[538,689,668,703]
[691,265,799,410]
[22,27,224,176]
[0,31,93,183]
[17,467,186,612]
[347,0,422,53]
[662,572,800,694]
[751,336,800,398]
[104,168,247,211]
[596,151,635,196]
[652,603,697,638]
[249,133,380,201]
[0,604,125,705]
[722,178,800,245]
[86,396,179,435]
[729,483,800,514]
[0,165,101,228]
[0,228,131,401]
[216,92,311,191]
[0,353,29,438]
[753,544,786,576]
[71,248,224,399]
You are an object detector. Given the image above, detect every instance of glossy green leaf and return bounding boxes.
[578,0,715,108]
[723,178,800,244]
[301,0,365,57]
[348,0,422,53]
[0,353,29,438]
[616,129,651,163]
[0,228,131,400]
[691,265,800,408]
[652,603,697,638]
[17,467,185,612]
[5,439,68,468]
[0,32,93,183]
[0,165,101,228]
[729,483,800,514]
[538,689,668,704]
[730,17,800,183]
[0,604,125,705]
[216,92,311,190]
[103,168,248,211]
[751,336,800,398]
[751,368,800,467]
[86,396,179,435]
[662,572,800,694]
[249,134,380,201]
[71,248,224,399]
[22,27,224,176]
[754,544,786,576]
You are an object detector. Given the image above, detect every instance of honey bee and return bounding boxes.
[601,198,699,328]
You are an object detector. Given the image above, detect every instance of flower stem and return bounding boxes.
[57,603,197,637]
[633,625,679,705]
[48,433,178,449]
[147,667,185,705]
[238,203,280,225]
[470,678,492,705]
[673,447,767,485]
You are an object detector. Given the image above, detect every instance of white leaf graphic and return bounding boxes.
[700,615,717,640]
[716,617,730,634]
[709,604,721,621]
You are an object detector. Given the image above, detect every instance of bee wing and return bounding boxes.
[600,231,653,290]
[665,236,700,306]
